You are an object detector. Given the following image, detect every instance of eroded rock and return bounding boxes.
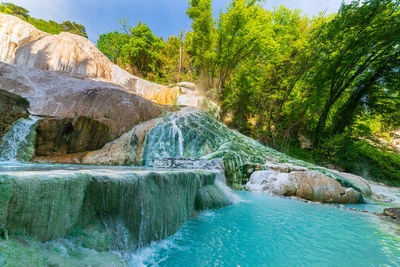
[0,62,161,139]
[35,116,115,156]
[245,170,361,203]
[0,14,203,107]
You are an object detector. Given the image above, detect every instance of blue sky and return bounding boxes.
[10,0,345,44]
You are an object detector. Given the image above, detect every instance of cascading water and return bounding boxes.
[170,116,184,157]
[0,116,38,162]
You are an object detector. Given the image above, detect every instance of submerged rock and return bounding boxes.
[383,208,400,223]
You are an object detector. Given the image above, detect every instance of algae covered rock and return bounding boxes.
[0,166,233,249]
[84,107,372,201]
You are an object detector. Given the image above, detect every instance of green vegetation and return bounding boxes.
[0,2,87,37]
[97,0,400,185]
[98,20,193,83]
[1,1,399,185]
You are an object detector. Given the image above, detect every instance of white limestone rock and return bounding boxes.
[246,170,361,203]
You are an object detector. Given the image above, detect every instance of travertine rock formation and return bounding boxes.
[0,13,202,106]
[0,62,161,139]
[245,170,361,203]
[0,14,48,63]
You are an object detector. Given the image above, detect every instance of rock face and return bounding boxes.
[0,62,161,139]
[0,14,48,64]
[14,31,112,80]
[245,170,360,203]
[0,166,233,249]
[0,13,204,107]
[0,89,29,140]
[35,116,115,156]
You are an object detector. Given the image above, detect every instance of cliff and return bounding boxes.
[0,62,161,140]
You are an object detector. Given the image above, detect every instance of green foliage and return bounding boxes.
[289,136,400,186]
[160,33,193,83]
[0,2,29,18]
[0,2,88,38]
[97,21,193,83]
[97,31,130,63]
[120,22,165,80]
[186,0,215,77]
[97,21,165,80]
[94,0,400,185]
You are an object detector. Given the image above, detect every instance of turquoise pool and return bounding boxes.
[129,191,400,266]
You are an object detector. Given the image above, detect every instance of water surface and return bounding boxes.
[130,191,400,267]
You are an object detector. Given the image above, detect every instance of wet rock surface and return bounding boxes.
[0,89,29,140]
[82,107,373,203]
[0,167,233,249]
[35,116,115,156]
[383,208,400,223]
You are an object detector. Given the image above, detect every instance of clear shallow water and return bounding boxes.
[2,163,400,266]
[129,191,400,267]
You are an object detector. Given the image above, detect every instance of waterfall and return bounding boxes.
[0,116,38,162]
[170,115,184,157]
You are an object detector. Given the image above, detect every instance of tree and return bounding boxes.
[97,31,130,63]
[186,0,215,80]
[160,32,193,83]
[61,21,88,38]
[0,3,88,38]
[310,0,400,146]
[0,2,29,18]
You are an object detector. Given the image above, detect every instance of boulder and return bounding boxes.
[0,62,161,139]
[383,208,400,223]
[0,89,29,140]
[245,170,361,203]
